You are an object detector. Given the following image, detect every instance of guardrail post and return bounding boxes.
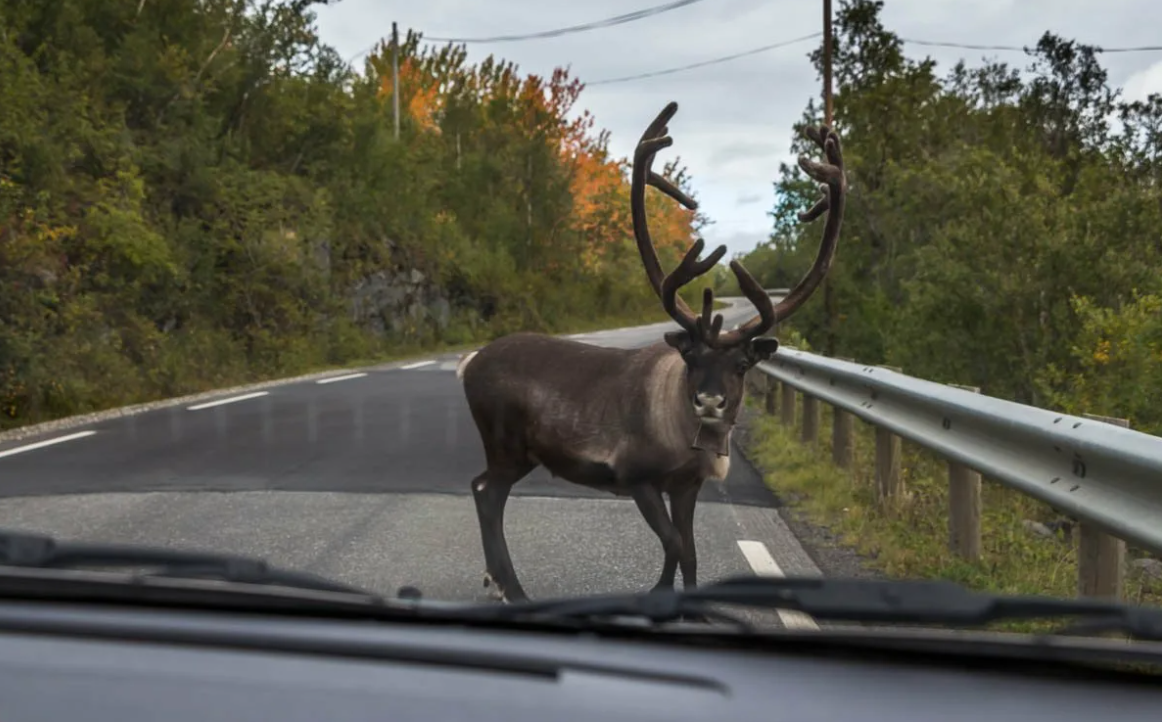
[875,365,903,503]
[780,381,796,427]
[832,357,855,469]
[801,394,819,444]
[764,377,778,415]
[1077,413,1129,601]
[946,384,981,561]
[744,369,765,404]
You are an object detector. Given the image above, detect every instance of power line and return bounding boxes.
[900,37,1162,54]
[426,0,709,43]
[346,0,708,62]
[588,32,821,85]
[585,34,1162,86]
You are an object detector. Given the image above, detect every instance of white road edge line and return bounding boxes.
[316,372,368,385]
[0,430,98,460]
[736,540,820,631]
[400,360,436,370]
[187,391,270,411]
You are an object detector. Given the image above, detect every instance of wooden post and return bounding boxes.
[947,384,981,561]
[832,357,854,469]
[875,365,902,503]
[802,394,819,444]
[822,0,833,127]
[780,382,796,427]
[1077,413,1128,600]
[820,0,836,356]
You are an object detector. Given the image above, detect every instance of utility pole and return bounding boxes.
[821,0,837,355]
[823,0,833,126]
[391,21,400,141]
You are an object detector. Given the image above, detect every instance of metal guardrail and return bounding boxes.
[753,347,1162,600]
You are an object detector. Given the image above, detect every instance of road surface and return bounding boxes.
[0,297,823,628]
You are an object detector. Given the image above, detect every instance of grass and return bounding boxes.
[2,292,736,436]
[739,386,1162,634]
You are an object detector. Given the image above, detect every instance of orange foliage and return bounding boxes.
[566,139,696,274]
[377,56,442,132]
[370,34,699,274]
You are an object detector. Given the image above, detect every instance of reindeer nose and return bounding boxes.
[694,392,727,410]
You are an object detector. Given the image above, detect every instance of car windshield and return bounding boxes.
[3,0,1162,642]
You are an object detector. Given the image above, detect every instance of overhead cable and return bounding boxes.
[586,34,1162,85]
[588,32,822,85]
[347,0,709,62]
[900,37,1162,54]
[425,0,710,43]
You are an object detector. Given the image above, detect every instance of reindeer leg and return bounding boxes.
[669,482,701,590]
[668,482,712,625]
[630,483,682,593]
[471,464,533,603]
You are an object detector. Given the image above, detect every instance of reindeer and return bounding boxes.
[456,102,846,603]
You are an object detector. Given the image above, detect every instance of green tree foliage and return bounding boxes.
[0,0,703,429]
[735,0,1162,434]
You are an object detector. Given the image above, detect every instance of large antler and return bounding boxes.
[632,104,846,349]
[729,125,848,341]
[630,102,722,335]
[713,125,846,346]
[659,238,726,338]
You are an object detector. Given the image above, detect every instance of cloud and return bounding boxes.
[702,228,770,260]
[710,140,783,170]
[736,192,764,206]
[1123,59,1162,102]
[314,0,1162,257]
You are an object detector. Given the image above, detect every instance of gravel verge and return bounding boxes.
[734,402,885,583]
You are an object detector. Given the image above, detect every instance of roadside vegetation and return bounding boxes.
[743,395,1162,632]
[0,0,710,430]
[728,0,1162,612]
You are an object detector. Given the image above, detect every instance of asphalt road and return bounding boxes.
[0,297,823,629]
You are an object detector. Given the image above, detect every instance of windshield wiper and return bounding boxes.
[464,575,1162,640]
[0,529,372,597]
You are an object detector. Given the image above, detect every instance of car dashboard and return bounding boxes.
[1,599,1161,722]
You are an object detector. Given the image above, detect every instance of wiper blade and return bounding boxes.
[0,529,371,597]
[469,575,1162,640]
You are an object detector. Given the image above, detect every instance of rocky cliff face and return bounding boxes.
[348,267,452,337]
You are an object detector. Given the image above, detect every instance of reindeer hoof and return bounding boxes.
[483,572,510,602]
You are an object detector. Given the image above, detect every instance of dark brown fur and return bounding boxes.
[459,103,846,603]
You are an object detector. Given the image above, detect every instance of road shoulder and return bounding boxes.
[733,403,885,582]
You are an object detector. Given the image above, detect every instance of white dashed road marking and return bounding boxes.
[187,391,270,411]
[737,539,820,630]
[316,372,368,385]
[400,360,436,370]
[0,430,98,460]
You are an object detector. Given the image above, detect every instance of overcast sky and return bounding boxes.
[314,0,1162,259]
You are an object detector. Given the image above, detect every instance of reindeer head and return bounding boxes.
[630,102,846,437]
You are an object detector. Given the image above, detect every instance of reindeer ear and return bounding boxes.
[748,337,780,361]
[664,330,694,353]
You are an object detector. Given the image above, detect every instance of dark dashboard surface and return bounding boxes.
[1,600,1161,722]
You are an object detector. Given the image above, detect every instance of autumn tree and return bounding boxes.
[0,1,700,429]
